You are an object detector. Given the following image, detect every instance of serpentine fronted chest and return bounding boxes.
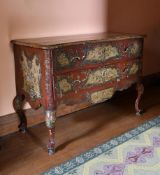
[12,33,145,154]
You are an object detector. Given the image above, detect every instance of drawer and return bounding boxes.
[55,65,119,97]
[120,59,142,78]
[52,44,86,70]
[55,59,140,98]
[53,42,120,70]
[52,38,143,71]
[119,38,143,59]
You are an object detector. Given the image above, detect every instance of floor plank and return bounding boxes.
[0,85,160,175]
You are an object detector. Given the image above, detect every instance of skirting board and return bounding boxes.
[0,73,160,137]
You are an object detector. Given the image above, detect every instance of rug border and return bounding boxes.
[42,116,160,175]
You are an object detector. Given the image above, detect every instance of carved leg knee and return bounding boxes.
[135,83,144,116]
[45,110,56,155]
[13,95,27,133]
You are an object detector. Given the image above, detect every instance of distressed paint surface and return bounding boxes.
[127,42,141,57]
[90,88,114,104]
[129,63,139,75]
[57,67,119,97]
[104,45,119,59]
[12,33,144,49]
[86,46,104,61]
[86,67,118,86]
[54,40,142,70]
[55,44,120,69]
[58,78,72,93]
[45,110,56,129]
[57,53,69,67]
[86,45,119,61]
[56,61,140,98]
[20,51,41,99]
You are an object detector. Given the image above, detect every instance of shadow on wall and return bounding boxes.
[107,0,160,75]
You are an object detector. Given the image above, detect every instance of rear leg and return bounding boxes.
[13,95,27,133]
[135,83,144,116]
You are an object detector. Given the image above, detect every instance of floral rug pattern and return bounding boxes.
[43,116,160,175]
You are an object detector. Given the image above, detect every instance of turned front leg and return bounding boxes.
[135,83,144,115]
[13,95,27,133]
[45,110,56,155]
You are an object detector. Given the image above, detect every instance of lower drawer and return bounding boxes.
[55,59,141,105]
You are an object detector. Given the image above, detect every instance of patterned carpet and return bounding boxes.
[43,116,160,175]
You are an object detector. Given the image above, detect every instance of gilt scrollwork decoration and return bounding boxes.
[86,45,119,62]
[85,67,119,86]
[20,51,42,99]
[90,88,114,104]
[126,42,141,57]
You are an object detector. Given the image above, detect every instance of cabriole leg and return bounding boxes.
[135,83,144,116]
[13,95,27,133]
[45,110,56,155]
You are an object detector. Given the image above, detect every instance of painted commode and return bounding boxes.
[11,33,145,154]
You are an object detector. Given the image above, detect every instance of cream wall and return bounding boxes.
[0,0,108,116]
[0,3,16,116]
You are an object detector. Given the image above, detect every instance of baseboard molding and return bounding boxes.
[0,72,160,137]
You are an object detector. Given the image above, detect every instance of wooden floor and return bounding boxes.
[0,85,160,175]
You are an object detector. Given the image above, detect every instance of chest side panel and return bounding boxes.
[13,44,54,109]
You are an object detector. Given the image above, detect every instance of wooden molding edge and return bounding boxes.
[0,72,160,137]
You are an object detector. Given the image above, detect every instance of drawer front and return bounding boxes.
[53,38,143,71]
[55,59,141,102]
[56,65,120,97]
[53,44,86,70]
[120,59,142,78]
[121,38,143,58]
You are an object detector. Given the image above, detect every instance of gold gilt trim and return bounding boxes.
[57,53,69,67]
[91,88,114,104]
[129,63,139,75]
[86,46,104,61]
[104,45,119,59]
[127,42,140,56]
[86,67,118,86]
[86,45,119,61]
[58,79,72,93]
[130,42,140,55]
